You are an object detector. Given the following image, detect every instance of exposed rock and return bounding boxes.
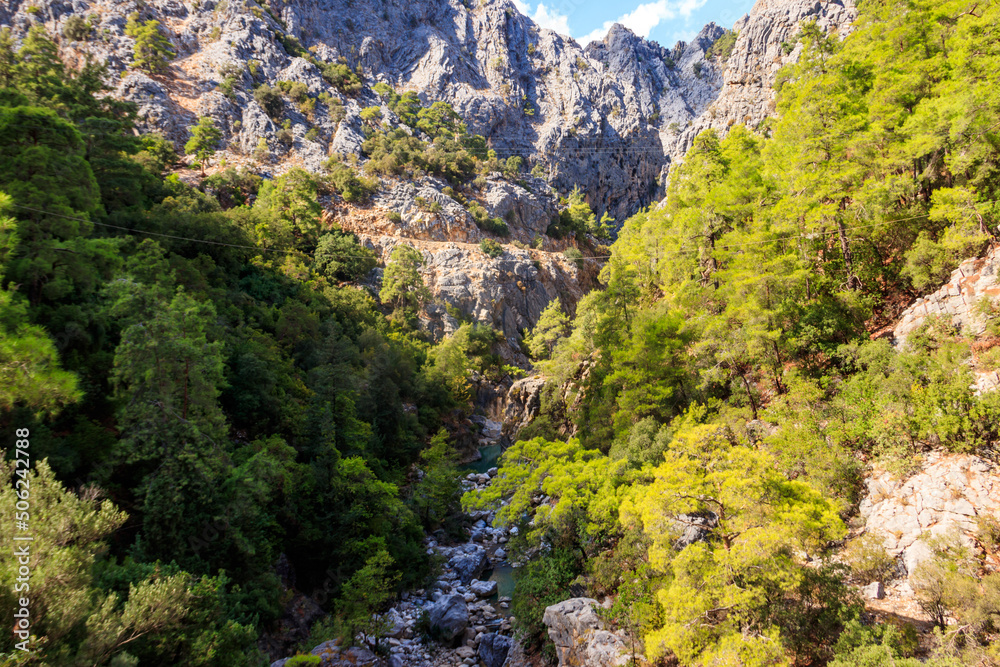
[859,451,1000,579]
[3,0,857,222]
[309,639,380,666]
[478,632,513,667]
[893,245,1000,347]
[357,236,596,365]
[863,581,885,600]
[447,544,490,584]
[428,593,470,643]
[672,0,858,166]
[543,598,635,667]
[383,608,407,639]
[674,511,719,550]
[469,579,498,598]
[503,375,546,432]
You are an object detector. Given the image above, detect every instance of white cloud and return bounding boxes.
[510,1,573,37]
[576,0,709,46]
[531,3,573,35]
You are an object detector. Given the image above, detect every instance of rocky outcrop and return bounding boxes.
[543,598,634,667]
[3,0,858,222]
[859,451,1000,579]
[671,0,858,164]
[502,375,546,434]
[893,245,1000,346]
[356,235,596,365]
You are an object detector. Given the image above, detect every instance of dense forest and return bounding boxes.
[468,1,1000,665]
[0,23,522,665]
[3,0,1000,665]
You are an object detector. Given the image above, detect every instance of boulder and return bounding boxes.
[469,579,498,597]
[428,593,469,643]
[478,632,513,667]
[543,598,635,667]
[382,607,407,638]
[863,581,885,600]
[448,544,489,584]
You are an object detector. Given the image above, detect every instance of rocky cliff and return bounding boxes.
[1,0,857,221]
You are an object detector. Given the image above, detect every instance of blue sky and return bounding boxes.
[511,0,757,48]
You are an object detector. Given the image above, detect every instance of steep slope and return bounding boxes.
[0,0,856,222]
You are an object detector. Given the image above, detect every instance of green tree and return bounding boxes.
[125,14,175,74]
[409,429,462,530]
[0,193,80,413]
[380,244,430,321]
[253,168,323,250]
[334,550,400,653]
[0,105,121,304]
[184,116,222,176]
[524,299,569,360]
[313,231,377,282]
[620,423,847,665]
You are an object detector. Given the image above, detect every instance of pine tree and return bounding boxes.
[184,116,221,176]
[524,299,569,360]
[125,14,175,74]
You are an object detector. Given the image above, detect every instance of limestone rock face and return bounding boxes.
[3,0,857,221]
[673,0,858,164]
[543,598,634,667]
[357,235,595,365]
[893,245,1000,346]
[859,451,1000,579]
[502,375,546,433]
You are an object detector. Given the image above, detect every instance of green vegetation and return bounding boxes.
[706,30,738,61]
[125,13,175,74]
[467,1,1000,665]
[479,237,503,258]
[253,84,284,120]
[0,29,490,665]
[547,187,612,239]
[380,244,431,325]
[62,15,92,41]
[185,116,221,176]
[321,61,363,95]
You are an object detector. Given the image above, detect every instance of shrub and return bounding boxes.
[254,85,283,120]
[321,61,362,94]
[327,163,378,203]
[842,533,896,584]
[253,137,269,161]
[467,202,509,236]
[563,247,583,268]
[706,30,738,61]
[202,168,262,208]
[62,15,91,41]
[480,238,503,258]
[313,231,378,282]
[284,656,321,667]
[387,211,402,224]
[304,127,320,142]
[276,127,294,146]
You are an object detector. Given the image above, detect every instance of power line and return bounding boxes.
[11,195,999,267]
[7,202,606,263]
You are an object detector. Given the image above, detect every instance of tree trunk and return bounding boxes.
[837,219,859,290]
